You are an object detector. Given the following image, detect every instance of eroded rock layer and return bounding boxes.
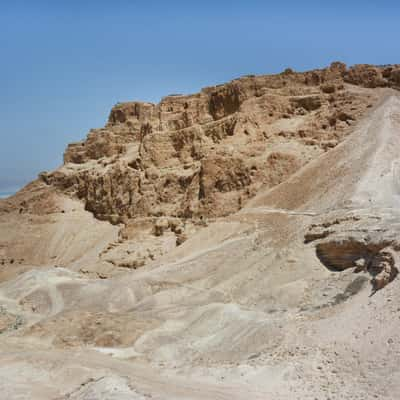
[41,63,399,226]
[2,63,400,400]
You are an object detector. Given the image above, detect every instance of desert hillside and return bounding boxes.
[1,63,400,399]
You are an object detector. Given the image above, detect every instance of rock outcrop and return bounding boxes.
[2,63,400,400]
[41,62,391,227]
[344,64,400,89]
[3,62,400,275]
[305,209,400,293]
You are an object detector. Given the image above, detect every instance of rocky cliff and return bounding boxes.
[39,63,399,226]
[1,63,399,274]
[2,63,400,400]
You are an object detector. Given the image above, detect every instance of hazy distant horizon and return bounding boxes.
[1,0,400,192]
[0,191,16,199]
[0,180,29,195]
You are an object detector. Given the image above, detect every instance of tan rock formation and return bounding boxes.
[2,63,400,400]
[305,210,400,292]
[41,62,387,229]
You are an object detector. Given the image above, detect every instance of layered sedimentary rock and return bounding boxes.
[305,209,400,293]
[2,62,400,274]
[39,63,399,228]
[2,63,400,400]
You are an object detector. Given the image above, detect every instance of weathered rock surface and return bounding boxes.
[344,64,400,89]
[3,62,399,276]
[42,62,388,227]
[2,63,400,400]
[305,209,400,292]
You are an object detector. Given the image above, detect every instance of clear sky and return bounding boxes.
[1,0,399,192]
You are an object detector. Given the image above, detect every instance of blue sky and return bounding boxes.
[1,0,399,192]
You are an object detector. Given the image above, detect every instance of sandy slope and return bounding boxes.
[0,90,400,399]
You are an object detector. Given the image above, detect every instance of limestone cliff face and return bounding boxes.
[41,63,399,224]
